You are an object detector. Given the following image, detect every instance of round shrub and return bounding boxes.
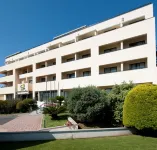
[16,101,24,111]
[67,86,111,123]
[123,84,157,130]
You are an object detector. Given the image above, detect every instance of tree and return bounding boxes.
[67,86,111,123]
[43,105,66,119]
[107,81,134,126]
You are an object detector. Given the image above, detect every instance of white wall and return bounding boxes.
[0,4,156,98]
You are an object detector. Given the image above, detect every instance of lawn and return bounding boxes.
[1,135,157,150]
[43,112,69,128]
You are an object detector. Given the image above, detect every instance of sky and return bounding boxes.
[0,0,156,66]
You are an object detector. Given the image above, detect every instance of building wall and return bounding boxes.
[0,4,156,100]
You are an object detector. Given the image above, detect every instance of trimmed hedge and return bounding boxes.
[16,99,37,113]
[123,84,157,130]
[0,100,20,114]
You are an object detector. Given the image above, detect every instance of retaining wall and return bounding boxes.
[0,127,134,142]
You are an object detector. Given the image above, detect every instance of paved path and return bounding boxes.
[0,112,42,132]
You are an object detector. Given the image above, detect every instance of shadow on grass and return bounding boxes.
[1,140,55,150]
[51,113,69,121]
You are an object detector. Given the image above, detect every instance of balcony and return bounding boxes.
[36,59,56,69]
[0,86,14,94]
[36,74,56,83]
[0,82,14,94]
[97,68,151,87]
[35,81,58,92]
[61,76,92,89]
[18,65,33,79]
[0,75,14,83]
[76,49,91,60]
[99,42,121,55]
[123,34,147,49]
[62,54,75,63]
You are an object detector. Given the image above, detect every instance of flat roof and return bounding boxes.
[5,2,152,59]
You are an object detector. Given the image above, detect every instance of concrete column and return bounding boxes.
[32,64,36,100]
[121,41,123,50]
[38,91,40,101]
[121,63,124,71]
[27,68,29,73]
[75,71,77,78]
[59,43,62,48]
[13,69,16,99]
[75,36,78,42]
[57,82,60,96]
[4,95,6,100]
[94,30,97,36]
[75,53,77,60]
[45,61,48,67]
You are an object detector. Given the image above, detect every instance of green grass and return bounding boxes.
[1,135,157,150]
[43,112,69,128]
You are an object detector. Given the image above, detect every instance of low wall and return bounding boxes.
[0,127,134,142]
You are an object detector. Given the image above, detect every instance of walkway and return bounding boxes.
[0,112,42,132]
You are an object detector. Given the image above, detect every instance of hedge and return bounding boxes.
[123,84,157,130]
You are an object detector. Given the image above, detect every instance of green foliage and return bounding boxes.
[16,99,37,113]
[43,106,66,119]
[107,81,134,125]
[123,84,157,130]
[0,100,20,114]
[67,86,111,123]
[56,96,64,106]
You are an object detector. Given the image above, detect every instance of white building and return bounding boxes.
[0,3,156,101]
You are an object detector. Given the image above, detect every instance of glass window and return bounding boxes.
[41,77,46,82]
[111,67,117,73]
[104,68,110,73]
[83,71,91,77]
[104,47,117,53]
[129,40,145,47]
[104,66,117,74]
[130,62,145,70]
[82,54,90,58]
[67,73,75,79]
[67,58,75,62]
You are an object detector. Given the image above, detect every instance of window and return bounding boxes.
[29,79,32,84]
[41,64,45,68]
[67,73,75,79]
[52,76,56,81]
[104,67,117,74]
[83,71,91,77]
[129,40,145,48]
[129,62,145,70]
[104,47,117,54]
[82,54,90,58]
[53,62,56,65]
[67,58,75,62]
[41,77,46,82]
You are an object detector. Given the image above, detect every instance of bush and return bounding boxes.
[107,81,134,126]
[0,100,20,114]
[43,106,66,119]
[123,84,157,130]
[16,99,37,113]
[67,86,111,123]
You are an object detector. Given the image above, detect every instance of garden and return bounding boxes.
[1,81,157,136]
[42,82,157,137]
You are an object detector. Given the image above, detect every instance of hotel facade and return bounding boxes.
[0,3,156,101]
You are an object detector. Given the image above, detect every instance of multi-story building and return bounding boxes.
[0,3,156,101]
